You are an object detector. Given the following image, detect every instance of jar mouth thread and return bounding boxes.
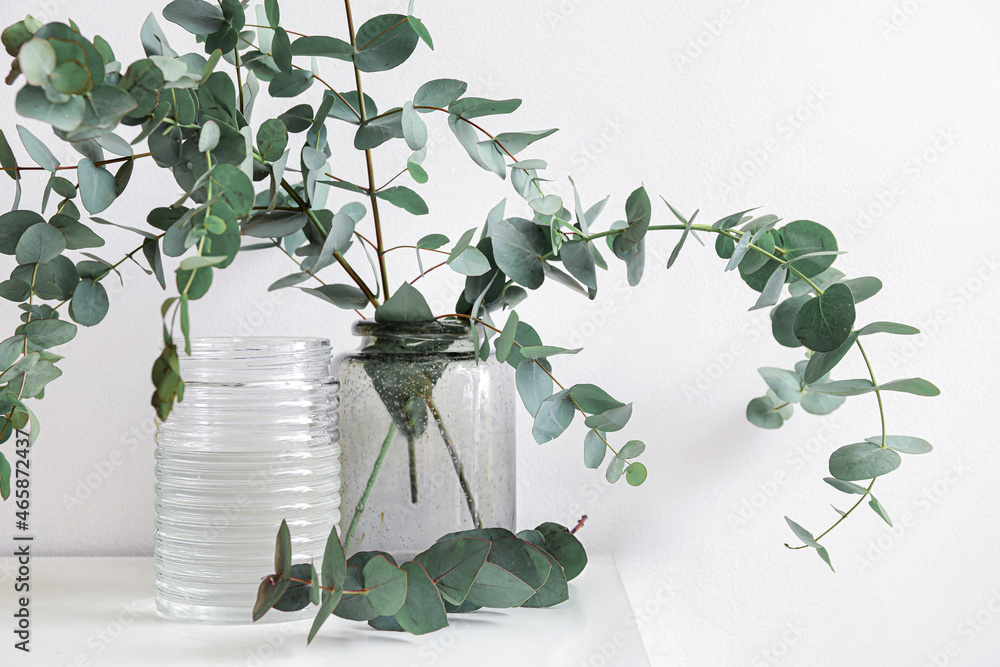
[352,319,472,340]
[176,337,334,383]
[184,337,331,356]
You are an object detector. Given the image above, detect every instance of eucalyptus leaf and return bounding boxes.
[864,435,932,455]
[376,186,427,215]
[15,222,65,264]
[857,321,920,337]
[77,158,118,214]
[879,377,940,397]
[515,357,552,417]
[163,0,227,35]
[353,14,420,73]
[829,443,902,481]
[414,78,467,109]
[375,283,433,323]
[17,125,59,172]
[842,276,882,303]
[491,217,546,289]
[583,403,632,432]
[531,389,574,444]
[793,283,856,352]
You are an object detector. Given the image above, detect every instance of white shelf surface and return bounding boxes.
[0,555,648,666]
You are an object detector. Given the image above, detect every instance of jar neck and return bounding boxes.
[179,337,333,383]
[352,320,476,356]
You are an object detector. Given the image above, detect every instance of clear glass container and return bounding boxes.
[335,320,516,560]
[154,338,341,624]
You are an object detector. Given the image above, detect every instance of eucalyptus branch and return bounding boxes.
[788,339,887,548]
[1,152,151,173]
[51,236,164,313]
[344,0,391,300]
[278,179,380,307]
[434,313,622,459]
[376,168,408,192]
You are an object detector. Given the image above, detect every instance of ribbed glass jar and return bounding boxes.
[336,320,516,560]
[154,338,341,624]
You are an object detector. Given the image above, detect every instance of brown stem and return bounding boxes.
[3,152,152,173]
[246,24,309,38]
[279,179,380,307]
[410,261,447,284]
[426,396,481,529]
[344,0,390,300]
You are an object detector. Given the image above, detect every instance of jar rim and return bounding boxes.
[352,319,472,339]
[185,337,331,353]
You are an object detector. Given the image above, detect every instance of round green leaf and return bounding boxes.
[414,79,468,109]
[77,158,118,214]
[864,435,932,455]
[800,391,845,415]
[780,220,839,278]
[829,443,902,481]
[256,118,288,162]
[353,14,419,73]
[176,265,213,300]
[69,278,109,326]
[50,59,92,95]
[793,282,856,352]
[532,389,574,444]
[771,295,809,348]
[625,462,647,486]
[198,120,220,153]
[18,39,56,86]
[583,403,632,432]
[747,396,784,429]
[515,357,552,417]
[619,440,646,459]
[15,222,66,264]
[0,210,45,254]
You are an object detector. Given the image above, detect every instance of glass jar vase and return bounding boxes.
[154,338,341,624]
[335,320,516,559]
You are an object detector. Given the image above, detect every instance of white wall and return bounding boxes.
[1,1,997,664]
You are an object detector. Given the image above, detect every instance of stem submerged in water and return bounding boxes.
[344,420,397,553]
[426,395,482,529]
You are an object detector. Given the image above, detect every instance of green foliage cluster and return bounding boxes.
[0,0,938,577]
[255,519,587,639]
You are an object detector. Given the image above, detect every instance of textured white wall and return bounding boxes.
[0,1,997,665]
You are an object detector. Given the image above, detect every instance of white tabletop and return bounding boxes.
[0,556,649,666]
